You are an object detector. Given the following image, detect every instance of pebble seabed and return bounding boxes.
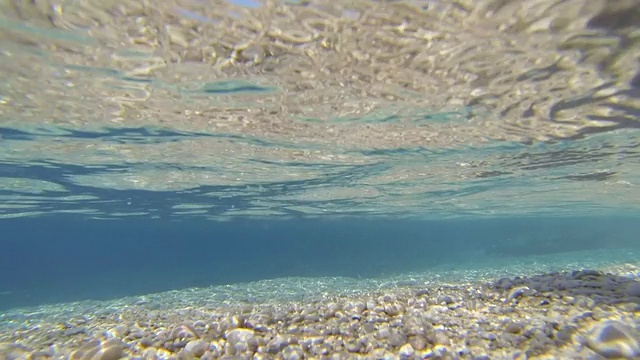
[1,263,640,360]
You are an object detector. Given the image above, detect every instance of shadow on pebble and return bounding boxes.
[493,269,640,306]
[492,269,640,359]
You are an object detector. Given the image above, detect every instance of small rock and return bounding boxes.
[266,335,289,353]
[63,327,88,336]
[435,331,450,346]
[388,330,407,347]
[408,335,427,351]
[505,320,524,334]
[219,315,244,332]
[343,338,362,353]
[135,298,149,305]
[370,348,396,359]
[4,350,28,360]
[572,270,601,279]
[69,339,125,360]
[366,298,377,310]
[626,282,640,297]
[433,344,450,357]
[584,320,640,359]
[495,277,514,289]
[107,325,129,339]
[141,348,157,358]
[225,328,258,352]
[399,343,415,358]
[555,324,577,345]
[170,325,198,340]
[384,302,404,316]
[402,313,433,337]
[375,326,391,340]
[439,295,454,305]
[309,343,331,356]
[344,301,366,317]
[472,355,490,360]
[69,340,101,360]
[507,286,529,302]
[457,347,471,357]
[184,339,208,357]
[192,320,207,329]
[95,339,126,360]
[281,345,304,360]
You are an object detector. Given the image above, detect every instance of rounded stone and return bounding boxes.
[439,295,454,305]
[495,277,513,290]
[69,340,101,360]
[4,349,28,360]
[388,330,408,347]
[505,321,524,334]
[281,345,304,360]
[192,320,207,329]
[94,340,126,360]
[184,339,209,357]
[225,328,258,352]
[266,335,289,353]
[435,331,450,346]
[384,302,404,316]
[219,315,245,332]
[626,282,640,297]
[169,325,198,340]
[107,325,129,339]
[408,335,427,351]
[309,343,332,356]
[399,343,415,358]
[506,286,529,302]
[584,320,640,359]
[343,338,362,353]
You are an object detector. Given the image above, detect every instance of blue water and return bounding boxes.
[1,214,639,311]
[1,0,640,314]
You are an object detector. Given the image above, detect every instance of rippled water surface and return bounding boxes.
[1,0,639,221]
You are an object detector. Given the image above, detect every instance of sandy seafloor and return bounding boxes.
[1,248,640,360]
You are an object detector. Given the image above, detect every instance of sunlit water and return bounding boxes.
[0,0,639,310]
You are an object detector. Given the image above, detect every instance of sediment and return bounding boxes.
[1,264,639,359]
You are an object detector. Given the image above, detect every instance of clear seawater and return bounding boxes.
[1,0,639,311]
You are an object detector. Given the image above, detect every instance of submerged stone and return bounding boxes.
[69,339,125,360]
[584,320,640,359]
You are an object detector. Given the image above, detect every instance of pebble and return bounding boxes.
[399,343,415,357]
[169,324,199,340]
[184,339,209,357]
[584,320,640,359]
[626,281,640,297]
[266,335,290,353]
[408,335,427,350]
[384,302,404,316]
[388,330,407,347]
[434,331,450,346]
[69,339,125,360]
[0,345,28,360]
[343,338,362,353]
[504,320,524,334]
[225,328,258,353]
[506,286,529,302]
[438,295,454,305]
[281,345,304,360]
[572,270,602,279]
[1,266,639,359]
[106,324,129,339]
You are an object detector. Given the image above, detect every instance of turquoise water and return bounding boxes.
[0,0,639,311]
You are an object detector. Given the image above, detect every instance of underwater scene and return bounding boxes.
[1,0,640,358]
